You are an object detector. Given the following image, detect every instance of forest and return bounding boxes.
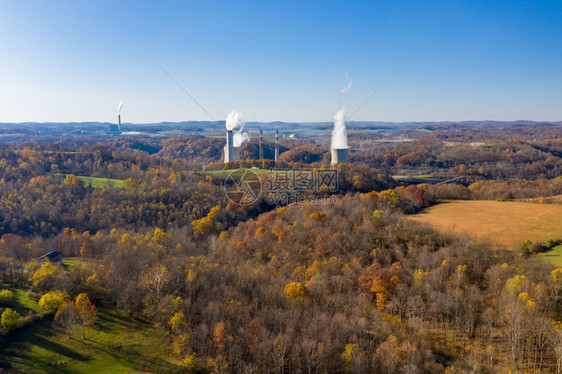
[0,122,562,373]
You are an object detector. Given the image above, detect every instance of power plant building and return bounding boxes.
[106,113,123,136]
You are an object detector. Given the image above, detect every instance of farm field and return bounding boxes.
[409,200,562,250]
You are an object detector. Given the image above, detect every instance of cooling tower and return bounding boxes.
[224,130,234,163]
[330,148,349,166]
[233,147,241,161]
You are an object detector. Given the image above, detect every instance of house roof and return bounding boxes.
[39,251,62,259]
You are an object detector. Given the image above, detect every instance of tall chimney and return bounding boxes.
[275,130,279,162]
[224,130,234,163]
[259,130,263,160]
[118,114,122,131]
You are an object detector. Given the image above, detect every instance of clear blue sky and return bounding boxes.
[1,0,561,123]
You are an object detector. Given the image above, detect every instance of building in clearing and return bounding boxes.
[39,251,63,265]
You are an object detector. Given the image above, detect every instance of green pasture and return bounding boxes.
[0,307,181,373]
[76,176,125,189]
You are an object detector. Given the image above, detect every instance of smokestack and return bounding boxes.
[331,148,349,166]
[117,101,123,132]
[259,130,263,160]
[275,130,279,162]
[224,130,234,163]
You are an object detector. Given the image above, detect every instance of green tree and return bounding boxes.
[39,290,70,313]
[1,308,22,330]
[0,289,14,304]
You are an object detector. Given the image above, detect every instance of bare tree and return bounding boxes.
[53,301,78,337]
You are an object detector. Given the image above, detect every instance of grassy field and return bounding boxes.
[76,176,125,189]
[409,200,562,251]
[543,245,562,266]
[0,308,182,373]
[11,289,43,316]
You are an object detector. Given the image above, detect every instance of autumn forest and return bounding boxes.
[0,122,562,373]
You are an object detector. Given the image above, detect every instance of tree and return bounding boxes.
[39,290,70,313]
[341,343,358,374]
[54,301,78,337]
[214,321,226,349]
[1,308,22,330]
[551,268,562,313]
[30,261,66,292]
[553,320,562,374]
[142,264,169,302]
[284,282,310,304]
[0,289,14,304]
[75,293,98,339]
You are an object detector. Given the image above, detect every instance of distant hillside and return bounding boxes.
[1,120,561,130]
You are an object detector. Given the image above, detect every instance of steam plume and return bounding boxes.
[332,74,352,150]
[226,110,243,131]
[339,73,353,99]
[225,111,250,147]
[233,129,250,147]
[118,101,123,115]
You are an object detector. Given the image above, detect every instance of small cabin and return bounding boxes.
[38,251,63,265]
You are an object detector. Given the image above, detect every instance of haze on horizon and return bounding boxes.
[1,0,561,124]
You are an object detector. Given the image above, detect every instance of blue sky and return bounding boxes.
[1,0,561,123]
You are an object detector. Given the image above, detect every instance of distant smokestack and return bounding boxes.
[259,130,263,160]
[224,130,234,163]
[117,101,123,132]
[275,130,279,162]
[331,148,349,166]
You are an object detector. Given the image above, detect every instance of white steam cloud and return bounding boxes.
[118,101,123,115]
[340,73,353,98]
[226,111,250,147]
[332,74,352,150]
[233,130,250,147]
[225,110,243,131]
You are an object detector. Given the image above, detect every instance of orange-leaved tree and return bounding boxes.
[54,301,78,337]
[75,293,98,339]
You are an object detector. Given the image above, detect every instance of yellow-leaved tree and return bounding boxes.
[39,290,70,313]
[284,282,310,305]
